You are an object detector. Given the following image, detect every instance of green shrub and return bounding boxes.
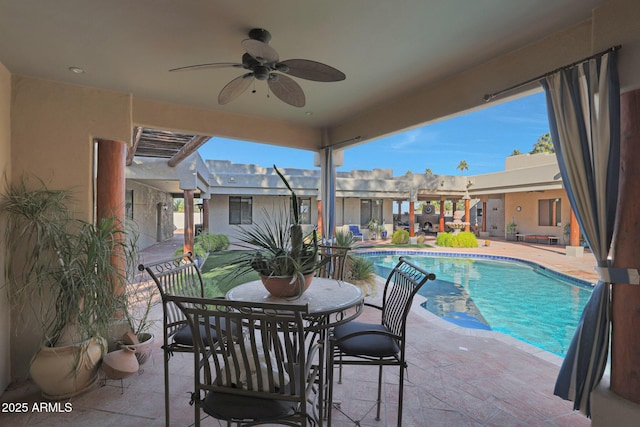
[173,241,207,258]
[391,229,409,244]
[436,231,478,248]
[347,256,377,296]
[194,231,230,252]
[453,231,479,248]
[436,232,453,247]
[335,229,357,247]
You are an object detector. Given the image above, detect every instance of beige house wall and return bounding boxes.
[8,76,133,380]
[126,181,174,250]
[10,77,131,220]
[505,189,569,240]
[0,61,12,394]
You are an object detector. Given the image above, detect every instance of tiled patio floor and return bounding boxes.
[1,234,596,426]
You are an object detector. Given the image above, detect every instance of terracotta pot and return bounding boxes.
[102,346,139,379]
[259,273,314,297]
[29,337,104,400]
[120,332,155,365]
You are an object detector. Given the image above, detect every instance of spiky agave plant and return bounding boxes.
[231,165,328,297]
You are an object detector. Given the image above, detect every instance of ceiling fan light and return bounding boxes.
[254,66,270,80]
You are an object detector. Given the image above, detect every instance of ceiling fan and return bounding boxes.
[169,28,346,108]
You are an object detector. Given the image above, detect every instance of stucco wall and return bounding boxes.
[126,181,174,250]
[0,61,12,394]
[11,76,131,220]
[505,189,569,240]
[9,76,132,380]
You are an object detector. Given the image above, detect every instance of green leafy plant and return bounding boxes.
[367,219,380,238]
[195,231,230,252]
[436,231,478,248]
[347,255,377,297]
[229,165,329,296]
[335,229,357,247]
[173,241,207,258]
[391,229,410,244]
[436,232,453,247]
[1,177,138,348]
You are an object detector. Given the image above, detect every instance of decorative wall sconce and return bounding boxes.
[516,206,522,212]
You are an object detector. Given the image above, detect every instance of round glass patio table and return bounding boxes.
[226,277,364,331]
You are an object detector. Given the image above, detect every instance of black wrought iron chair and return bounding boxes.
[317,245,351,281]
[139,252,224,427]
[326,257,435,427]
[167,295,321,427]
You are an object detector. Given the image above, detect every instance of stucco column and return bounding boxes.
[464,198,470,232]
[183,190,194,255]
[610,88,640,404]
[96,139,126,294]
[409,201,415,237]
[202,198,210,232]
[317,200,323,237]
[482,200,487,232]
[439,199,445,232]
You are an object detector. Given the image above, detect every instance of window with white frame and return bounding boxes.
[229,196,252,224]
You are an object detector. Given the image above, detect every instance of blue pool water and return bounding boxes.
[361,252,594,357]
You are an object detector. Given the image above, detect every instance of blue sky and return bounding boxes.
[198,91,550,176]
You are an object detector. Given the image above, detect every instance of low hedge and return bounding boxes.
[391,229,410,244]
[436,231,478,248]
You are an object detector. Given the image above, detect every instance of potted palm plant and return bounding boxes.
[1,177,137,399]
[231,165,328,298]
[120,280,158,366]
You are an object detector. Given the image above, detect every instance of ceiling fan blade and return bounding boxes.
[278,59,346,82]
[169,62,243,72]
[218,74,254,105]
[267,74,305,107]
[241,39,279,64]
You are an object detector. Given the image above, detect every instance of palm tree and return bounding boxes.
[424,168,433,175]
[530,132,554,154]
[456,160,469,175]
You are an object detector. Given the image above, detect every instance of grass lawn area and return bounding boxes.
[200,250,258,297]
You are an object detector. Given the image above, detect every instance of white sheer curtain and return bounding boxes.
[540,50,620,417]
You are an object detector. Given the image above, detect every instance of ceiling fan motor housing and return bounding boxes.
[248,28,271,44]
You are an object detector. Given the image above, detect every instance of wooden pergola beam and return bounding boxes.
[168,135,210,167]
[126,126,143,166]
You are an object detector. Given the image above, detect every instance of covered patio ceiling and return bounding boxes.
[0,0,607,161]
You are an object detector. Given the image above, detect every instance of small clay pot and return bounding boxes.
[102,346,139,379]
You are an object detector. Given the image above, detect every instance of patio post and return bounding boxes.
[183,189,194,255]
[317,200,323,239]
[610,88,640,404]
[482,200,487,232]
[464,197,470,232]
[95,138,126,294]
[409,201,415,237]
[439,199,445,232]
[569,209,580,246]
[202,198,210,232]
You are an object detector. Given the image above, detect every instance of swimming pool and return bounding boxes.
[360,252,594,357]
